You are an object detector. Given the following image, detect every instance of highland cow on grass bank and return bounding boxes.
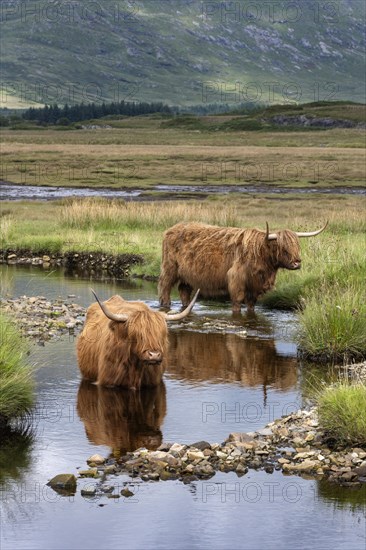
[159,221,327,313]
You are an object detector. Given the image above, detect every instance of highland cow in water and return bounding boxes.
[77,289,199,389]
[159,221,327,313]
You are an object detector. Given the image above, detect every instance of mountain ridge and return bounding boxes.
[1,0,365,107]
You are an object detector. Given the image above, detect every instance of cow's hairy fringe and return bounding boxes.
[126,311,168,356]
[242,228,300,263]
[275,230,301,262]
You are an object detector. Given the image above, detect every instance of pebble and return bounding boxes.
[149,451,168,461]
[81,486,97,497]
[121,489,134,498]
[101,485,114,493]
[190,441,211,451]
[79,468,98,478]
[186,450,205,461]
[87,454,105,465]
[257,428,273,436]
[216,451,228,459]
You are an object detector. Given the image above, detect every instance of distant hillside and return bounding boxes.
[1,0,365,107]
[160,101,366,131]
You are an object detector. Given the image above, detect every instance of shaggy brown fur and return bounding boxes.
[77,380,166,456]
[77,295,168,389]
[158,222,302,312]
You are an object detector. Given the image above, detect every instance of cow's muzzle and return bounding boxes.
[290,261,301,270]
[142,350,163,364]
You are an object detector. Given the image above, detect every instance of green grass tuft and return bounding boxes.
[0,313,34,421]
[298,284,366,362]
[317,381,366,446]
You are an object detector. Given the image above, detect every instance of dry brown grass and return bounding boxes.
[2,142,364,159]
[60,198,240,229]
[59,195,366,241]
[1,126,365,187]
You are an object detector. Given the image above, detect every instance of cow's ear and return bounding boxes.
[109,320,127,331]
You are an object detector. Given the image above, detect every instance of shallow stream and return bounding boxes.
[1,182,365,201]
[0,265,364,550]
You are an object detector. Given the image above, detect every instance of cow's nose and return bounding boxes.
[292,260,301,269]
[145,350,162,363]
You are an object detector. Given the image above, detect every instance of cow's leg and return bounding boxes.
[227,265,245,313]
[231,296,244,314]
[158,262,178,308]
[178,282,192,307]
[243,290,258,312]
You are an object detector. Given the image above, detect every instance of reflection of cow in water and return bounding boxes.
[77,381,166,457]
[168,331,298,399]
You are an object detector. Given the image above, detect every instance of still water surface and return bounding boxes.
[0,265,365,550]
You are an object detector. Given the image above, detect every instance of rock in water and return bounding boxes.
[47,474,77,495]
[81,486,97,497]
[87,454,105,465]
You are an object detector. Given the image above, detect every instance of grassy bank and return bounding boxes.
[0,313,34,422]
[1,195,365,362]
[317,381,366,446]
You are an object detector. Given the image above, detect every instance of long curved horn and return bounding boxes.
[295,221,329,238]
[266,222,277,241]
[91,289,128,322]
[164,289,200,322]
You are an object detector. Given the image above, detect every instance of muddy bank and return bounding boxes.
[49,407,366,498]
[0,249,144,278]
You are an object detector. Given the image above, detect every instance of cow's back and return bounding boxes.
[162,222,244,294]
